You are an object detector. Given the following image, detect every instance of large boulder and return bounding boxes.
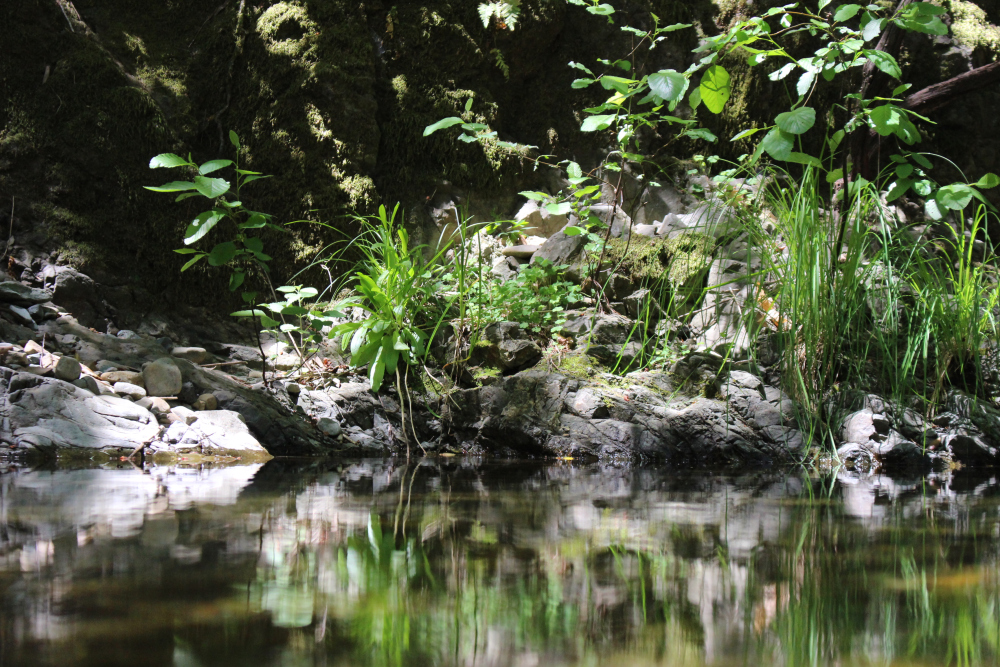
[146,410,271,463]
[2,369,160,458]
[0,281,51,306]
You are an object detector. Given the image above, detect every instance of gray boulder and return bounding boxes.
[2,370,159,457]
[54,356,81,382]
[530,228,586,268]
[147,410,271,463]
[0,282,52,306]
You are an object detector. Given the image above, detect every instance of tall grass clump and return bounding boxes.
[737,165,999,442]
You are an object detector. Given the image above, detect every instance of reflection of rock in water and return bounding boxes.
[0,461,997,666]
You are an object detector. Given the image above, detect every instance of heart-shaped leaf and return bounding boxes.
[775,106,816,135]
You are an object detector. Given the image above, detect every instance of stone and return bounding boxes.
[95,360,119,372]
[47,267,108,330]
[0,282,51,305]
[28,303,62,320]
[100,370,143,386]
[113,382,146,400]
[8,305,34,326]
[666,201,738,239]
[142,357,182,397]
[171,410,271,460]
[171,405,199,425]
[490,256,519,282]
[116,330,140,340]
[6,351,28,367]
[317,417,342,437]
[501,244,539,259]
[530,228,586,268]
[156,337,174,350]
[839,410,877,444]
[136,396,171,414]
[54,356,81,382]
[514,200,570,237]
[193,393,218,411]
[480,322,543,371]
[285,383,301,395]
[178,381,199,405]
[4,372,160,456]
[623,289,660,321]
[72,376,102,395]
[633,223,658,237]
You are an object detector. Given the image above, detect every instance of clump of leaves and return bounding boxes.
[330,204,445,392]
[484,260,583,334]
[478,1,520,30]
[145,131,279,297]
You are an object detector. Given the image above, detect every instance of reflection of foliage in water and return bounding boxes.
[2,463,1000,666]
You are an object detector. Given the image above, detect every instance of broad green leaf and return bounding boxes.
[240,213,267,229]
[571,78,595,89]
[519,191,548,201]
[242,174,272,185]
[896,164,914,178]
[207,241,239,266]
[699,65,731,114]
[193,176,230,199]
[581,114,617,132]
[175,192,200,202]
[863,50,901,79]
[229,271,245,291]
[648,70,687,102]
[144,181,197,193]
[833,4,862,21]
[936,184,975,210]
[423,117,464,136]
[173,248,200,254]
[689,87,702,110]
[886,178,912,202]
[924,198,944,220]
[545,202,573,215]
[769,63,796,82]
[826,168,844,183]
[828,129,845,151]
[796,71,816,98]
[244,237,264,253]
[183,210,224,245]
[786,152,822,167]
[563,226,586,236]
[682,128,718,143]
[775,106,816,134]
[869,104,902,136]
[229,131,240,148]
[587,3,615,16]
[199,159,233,175]
[975,173,1000,189]
[913,180,934,196]
[912,153,933,170]
[862,16,885,41]
[761,128,794,160]
[149,153,192,169]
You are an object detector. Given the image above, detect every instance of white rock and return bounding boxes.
[171,347,207,364]
[171,405,199,425]
[178,410,270,457]
[113,382,146,400]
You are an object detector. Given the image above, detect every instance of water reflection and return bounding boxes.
[0,459,998,666]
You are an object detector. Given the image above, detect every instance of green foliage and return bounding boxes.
[146,131,279,300]
[478,1,521,30]
[330,204,443,391]
[484,261,583,334]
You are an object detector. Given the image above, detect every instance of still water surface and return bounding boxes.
[0,459,998,666]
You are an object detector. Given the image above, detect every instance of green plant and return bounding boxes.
[331,204,445,392]
[145,130,279,297]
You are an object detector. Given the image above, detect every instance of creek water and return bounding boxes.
[0,459,997,666]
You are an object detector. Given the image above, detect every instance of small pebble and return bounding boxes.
[318,418,342,437]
